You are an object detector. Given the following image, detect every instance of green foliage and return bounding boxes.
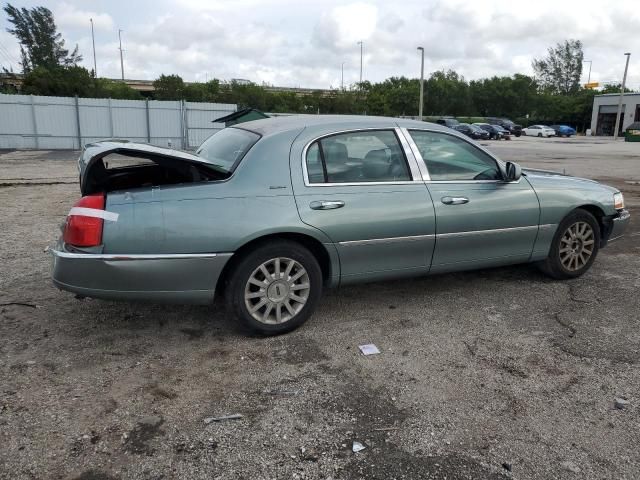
[153,74,187,100]
[532,39,583,95]
[21,66,93,96]
[4,3,81,73]
[19,65,142,98]
[95,78,143,99]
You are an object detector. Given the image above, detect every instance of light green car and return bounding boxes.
[51,116,630,334]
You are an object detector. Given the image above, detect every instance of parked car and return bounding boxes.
[436,117,459,128]
[453,123,491,140]
[491,125,512,140]
[550,125,577,137]
[486,117,522,137]
[522,125,556,137]
[51,116,630,335]
[473,123,503,140]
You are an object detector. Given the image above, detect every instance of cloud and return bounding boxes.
[3,0,638,90]
[54,2,114,31]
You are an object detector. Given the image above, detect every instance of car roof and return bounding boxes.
[232,114,451,137]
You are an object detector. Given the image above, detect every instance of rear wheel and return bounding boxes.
[225,240,323,335]
[538,209,600,279]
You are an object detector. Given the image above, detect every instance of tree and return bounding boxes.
[153,74,187,100]
[4,3,81,73]
[532,39,583,95]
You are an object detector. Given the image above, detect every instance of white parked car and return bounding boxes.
[522,125,556,137]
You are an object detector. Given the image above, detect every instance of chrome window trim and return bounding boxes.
[437,224,556,239]
[52,250,232,261]
[401,127,523,184]
[301,127,419,187]
[397,127,431,180]
[338,233,435,247]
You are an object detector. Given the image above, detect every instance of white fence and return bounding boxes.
[0,94,237,150]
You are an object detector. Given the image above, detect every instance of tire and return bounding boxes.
[538,133,542,137]
[538,209,600,279]
[225,240,323,335]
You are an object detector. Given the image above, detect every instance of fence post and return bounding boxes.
[74,95,82,149]
[183,100,189,149]
[108,98,114,138]
[178,100,185,149]
[145,98,151,143]
[30,94,39,149]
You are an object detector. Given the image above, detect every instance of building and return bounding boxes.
[591,93,640,136]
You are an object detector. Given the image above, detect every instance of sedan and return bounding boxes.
[550,125,577,137]
[473,123,503,140]
[453,123,490,140]
[491,125,512,140]
[51,116,630,334]
[522,125,556,137]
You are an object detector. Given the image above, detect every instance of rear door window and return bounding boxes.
[306,130,411,184]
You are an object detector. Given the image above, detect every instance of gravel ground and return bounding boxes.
[0,136,639,480]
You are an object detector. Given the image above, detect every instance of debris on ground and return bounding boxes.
[358,344,380,356]
[300,446,319,462]
[204,414,243,424]
[614,398,630,410]
[352,441,366,453]
[502,462,512,472]
[0,302,38,308]
[561,461,581,473]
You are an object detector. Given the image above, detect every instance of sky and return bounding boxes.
[1,0,639,90]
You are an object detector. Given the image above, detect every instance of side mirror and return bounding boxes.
[505,162,522,182]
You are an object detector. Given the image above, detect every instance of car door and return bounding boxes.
[403,128,540,273]
[290,127,436,283]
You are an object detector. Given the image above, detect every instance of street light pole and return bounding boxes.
[90,18,97,77]
[613,53,631,140]
[118,29,125,81]
[417,47,424,121]
[357,41,363,86]
[583,60,592,85]
[341,62,345,90]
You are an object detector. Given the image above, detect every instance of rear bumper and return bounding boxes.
[603,209,630,244]
[51,244,233,304]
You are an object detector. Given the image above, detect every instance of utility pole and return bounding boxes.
[417,47,424,121]
[341,62,345,90]
[90,18,97,77]
[118,29,125,81]
[357,41,363,86]
[583,60,592,85]
[613,53,631,140]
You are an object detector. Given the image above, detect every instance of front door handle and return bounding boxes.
[310,200,345,210]
[441,196,469,205]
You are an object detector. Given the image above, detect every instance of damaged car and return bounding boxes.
[51,116,630,335]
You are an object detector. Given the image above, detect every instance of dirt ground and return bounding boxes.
[1,136,639,480]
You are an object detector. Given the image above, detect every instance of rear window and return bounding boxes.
[196,127,260,173]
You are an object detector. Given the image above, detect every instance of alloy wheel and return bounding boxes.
[559,221,595,271]
[244,257,310,324]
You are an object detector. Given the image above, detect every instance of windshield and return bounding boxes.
[196,127,260,173]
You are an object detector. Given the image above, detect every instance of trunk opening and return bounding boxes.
[82,152,230,195]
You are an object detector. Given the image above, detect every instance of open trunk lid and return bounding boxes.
[78,140,230,195]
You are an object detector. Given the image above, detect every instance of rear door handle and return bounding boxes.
[310,200,345,210]
[441,196,469,205]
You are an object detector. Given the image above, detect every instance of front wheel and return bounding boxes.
[538,209,600,279]
[538,133,543,137]
[225,240,323,335]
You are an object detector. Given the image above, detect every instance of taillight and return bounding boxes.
[63,193,106,247]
